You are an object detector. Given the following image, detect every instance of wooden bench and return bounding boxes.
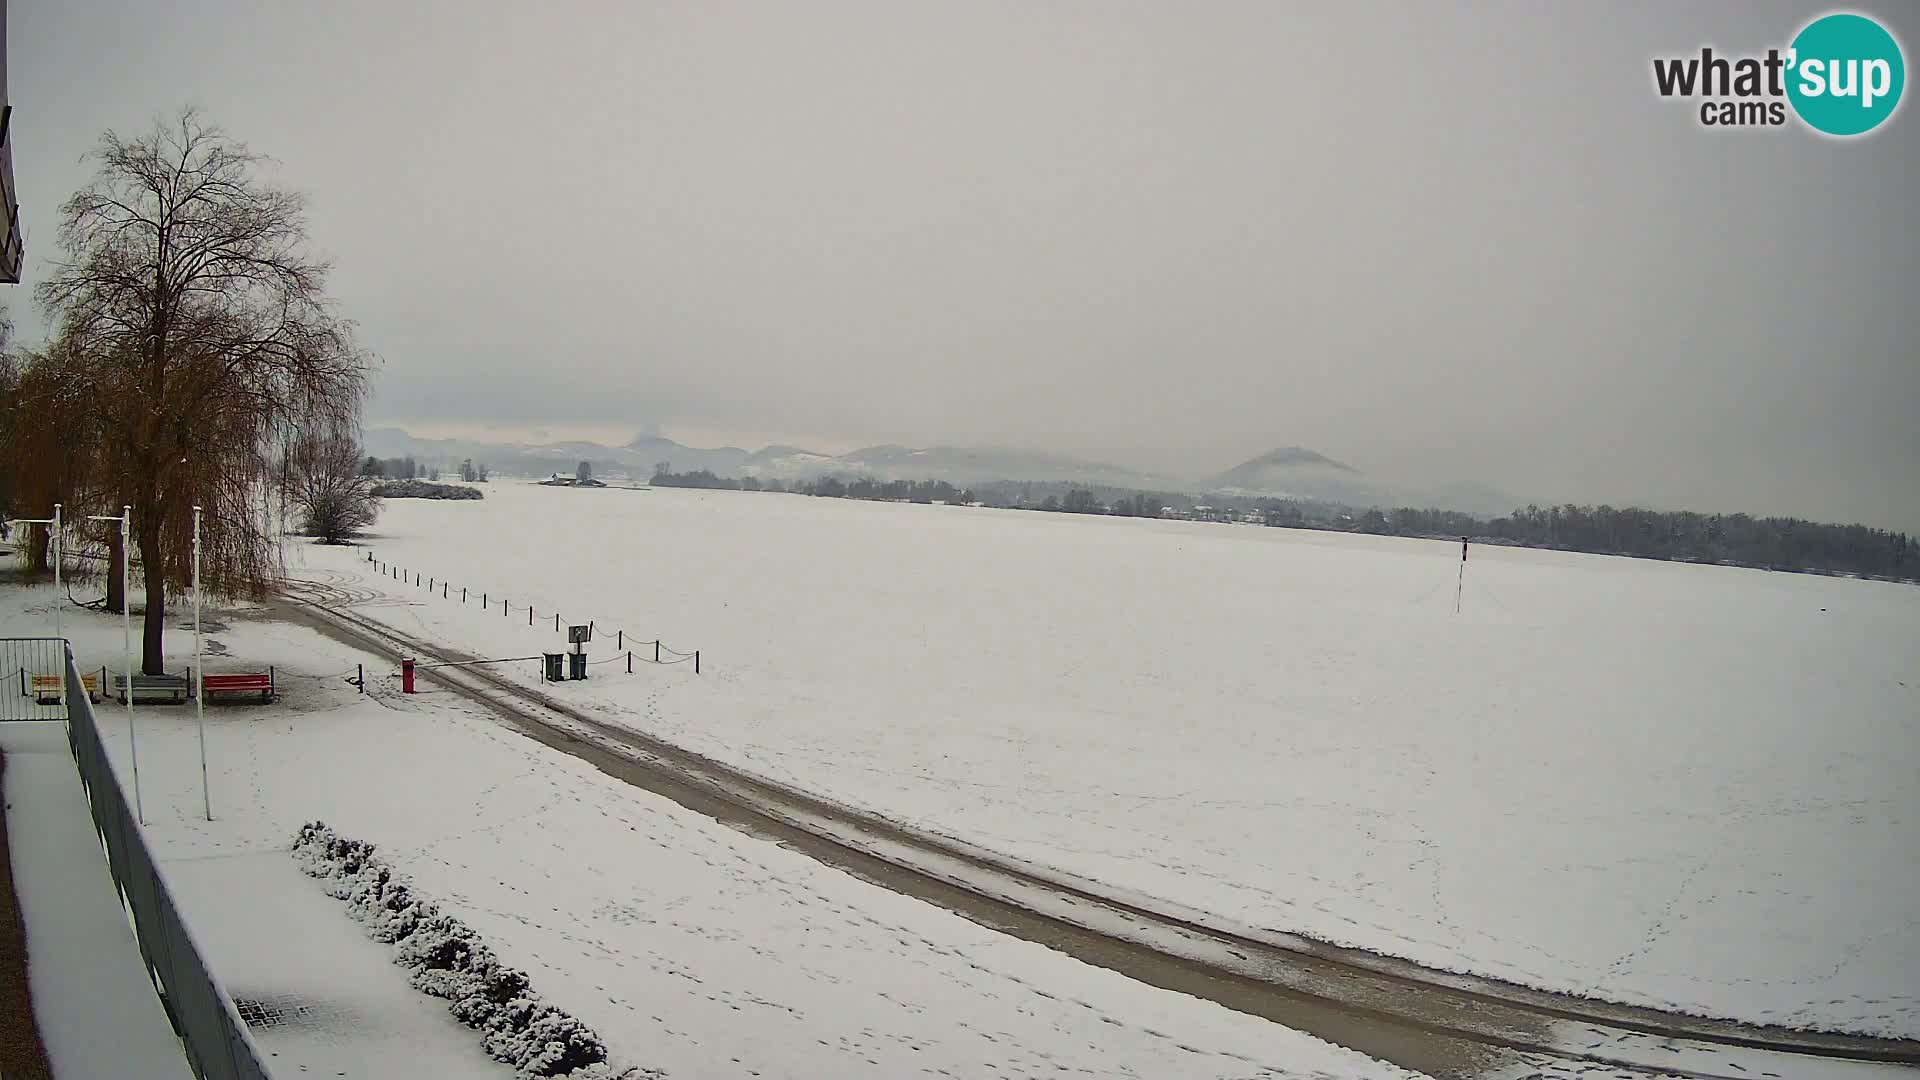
[30,673,101,704]
[113,673,191,704]
[201,670,277,703]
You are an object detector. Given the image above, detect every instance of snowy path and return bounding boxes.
[0,721,194,1080]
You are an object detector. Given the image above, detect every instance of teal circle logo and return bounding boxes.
[1786,13,1905,136]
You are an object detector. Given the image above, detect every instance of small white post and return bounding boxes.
[194,505,209,820]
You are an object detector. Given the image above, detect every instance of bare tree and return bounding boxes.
[35,108,370,672]
[288,427,380,543]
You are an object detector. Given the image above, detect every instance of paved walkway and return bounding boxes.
[0,721,194,1080]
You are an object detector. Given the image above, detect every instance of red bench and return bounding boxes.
[201,670,276,703]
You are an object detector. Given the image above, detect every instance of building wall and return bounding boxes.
[0,0,20,285]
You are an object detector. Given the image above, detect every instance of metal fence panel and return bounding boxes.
[0,637,66,720]
[62,647,275,1080]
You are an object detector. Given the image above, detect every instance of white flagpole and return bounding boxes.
[51,503,62,649]
[194,505,209,820]
[53,504,64,714]
[93,507,142,823]
[123,507,141,823]
[10,508,68,712]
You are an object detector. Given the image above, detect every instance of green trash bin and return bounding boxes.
[542,653,565,682]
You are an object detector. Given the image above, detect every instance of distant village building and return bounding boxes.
[540,473,607,488]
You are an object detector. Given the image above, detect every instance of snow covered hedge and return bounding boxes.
[292,822,661,1079]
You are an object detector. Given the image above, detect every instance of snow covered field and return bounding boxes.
[0,581,1414,1079]
[295,483,1918,1039]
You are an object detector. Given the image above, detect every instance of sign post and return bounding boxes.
[567,624,591,680]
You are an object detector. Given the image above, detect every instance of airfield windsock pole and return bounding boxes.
[194,505,210,820]
[1455,536,1468,615]
[92,507,141,823]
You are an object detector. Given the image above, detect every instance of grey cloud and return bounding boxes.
[9,0,1916,528]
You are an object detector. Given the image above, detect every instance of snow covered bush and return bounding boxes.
[292,822,663,1079]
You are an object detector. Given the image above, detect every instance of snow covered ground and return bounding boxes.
[291,483,1917,1039]
[0,579,1416,1079]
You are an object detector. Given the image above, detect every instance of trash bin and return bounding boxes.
[542,653,565,682]
[568,652,587,681]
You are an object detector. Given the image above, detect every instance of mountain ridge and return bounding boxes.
[363,428,1519,515]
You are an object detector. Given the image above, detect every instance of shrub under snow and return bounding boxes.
[292,822,662,1079]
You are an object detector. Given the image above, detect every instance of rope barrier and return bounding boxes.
[273,667,361,681]
[410,655,544,671]
[359,559,702,672]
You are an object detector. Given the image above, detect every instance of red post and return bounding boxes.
[402,657,416,694]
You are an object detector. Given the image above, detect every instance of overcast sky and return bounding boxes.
[10,2,1917,529]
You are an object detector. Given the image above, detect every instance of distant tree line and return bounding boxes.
[648,466,1915,582]
[360,455,490,483]
[1484,504,1911,578]
[363,455,427,480]
[650,467,979,504]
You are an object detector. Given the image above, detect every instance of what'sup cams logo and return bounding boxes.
[1653,11,1905,136]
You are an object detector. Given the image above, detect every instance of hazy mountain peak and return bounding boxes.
[1240,447,1358,473]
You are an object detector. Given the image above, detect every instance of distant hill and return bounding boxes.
[1202,446,1519,517]
[1207,446,1357,484]
[362,427,1522,517]
[364,428,1165,489]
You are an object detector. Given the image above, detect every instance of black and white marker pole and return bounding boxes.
[1455,536,1468,615]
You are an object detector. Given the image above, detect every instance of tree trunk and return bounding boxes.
[27,528,50,575]
[105,529,126,613]
[137,512,168,675]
